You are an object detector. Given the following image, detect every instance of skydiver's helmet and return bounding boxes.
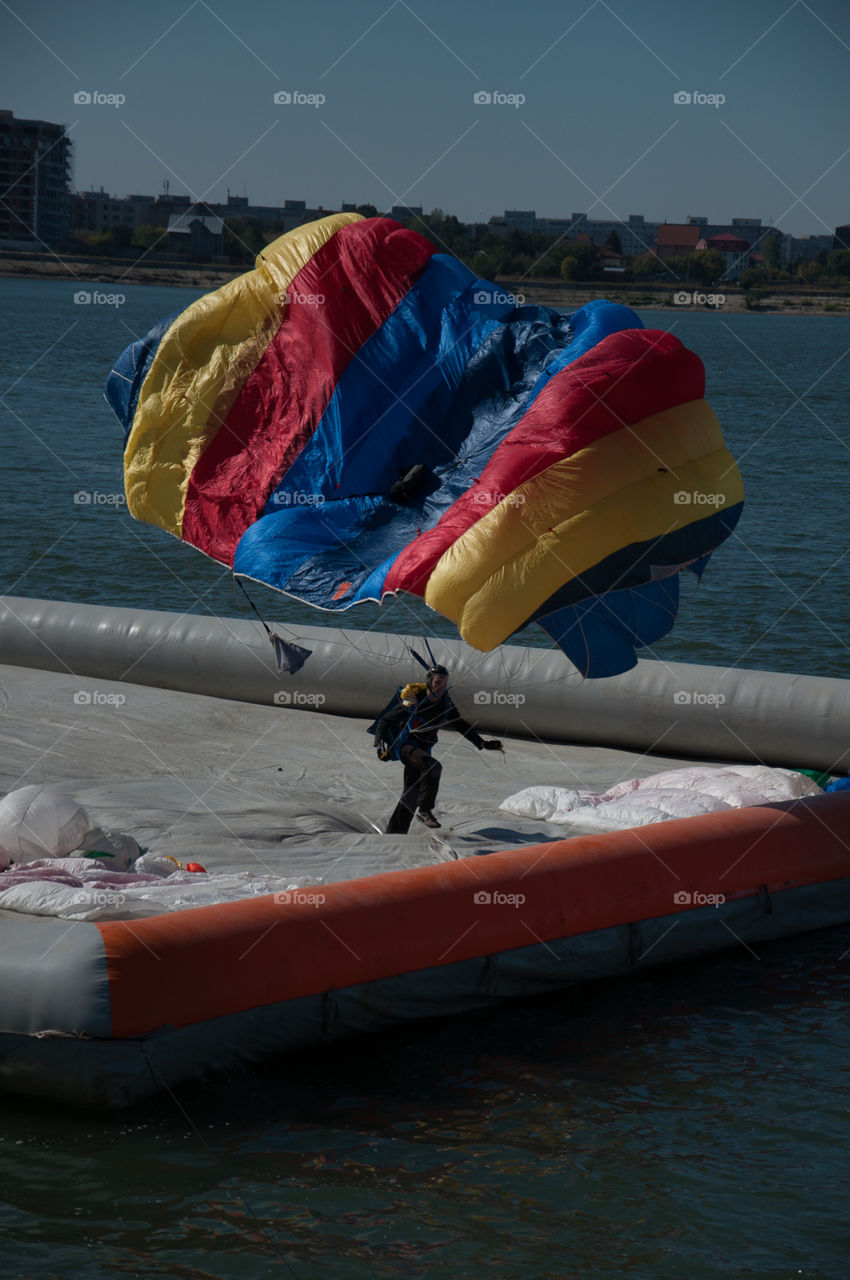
[427,664,448,692]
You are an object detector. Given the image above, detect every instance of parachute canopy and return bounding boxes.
[107,213,743,677]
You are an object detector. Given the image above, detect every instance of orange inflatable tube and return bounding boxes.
[98,794,850,1039]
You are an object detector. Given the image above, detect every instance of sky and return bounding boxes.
[1,0,848,237]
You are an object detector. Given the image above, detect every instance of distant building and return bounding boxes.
[72,189,193,233]
[68,187,337,241]
[695,233,751,279]
[527,212,576,238]
[711,218,778,253]
[57,180,837,274]
[682,215,776,254]
[215,195,332,231]
[617,214,661,255]
[729,217,761,233]
[834,224,850,252]
[485,217,510,238]
[502,210,661,254]
[504,209,536,234]
[656,224,702,260]
[784,233,832,264]
[143,194,194,227]
[167,212,224,257]
[539,212,660,254]
[0,109,72,246]
[73,189,154,233]
[597,244,628,272]
[492,209,781,262]
[390,205,423,222]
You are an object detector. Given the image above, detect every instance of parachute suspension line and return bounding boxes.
[416,613,449,684]
[333,629,413,673]
[233,576,277,640]
[436,455,470,479]
[405,646,431,672]
[232,576,312,676]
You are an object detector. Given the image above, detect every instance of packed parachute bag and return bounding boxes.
[0,784,142,870]
[0,785,91,868]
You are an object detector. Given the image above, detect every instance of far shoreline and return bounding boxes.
[1,256,848,317]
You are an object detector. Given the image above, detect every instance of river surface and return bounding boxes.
[1,277,850,1278]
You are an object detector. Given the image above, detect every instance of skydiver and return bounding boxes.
[372,665,503,833]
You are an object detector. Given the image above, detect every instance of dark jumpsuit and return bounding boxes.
[379,691,485,834]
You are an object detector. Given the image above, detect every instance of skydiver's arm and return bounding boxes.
[377,704,406,749]
[442,700,486,750]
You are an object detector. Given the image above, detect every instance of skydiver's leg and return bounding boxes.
[385,750,423,834]
[416,753,442,814]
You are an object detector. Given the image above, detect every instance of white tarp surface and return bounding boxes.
[499,765,823,830]
[0,664,824,921]
[0,856,327,921]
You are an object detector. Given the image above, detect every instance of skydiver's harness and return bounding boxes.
[372,683,442,762]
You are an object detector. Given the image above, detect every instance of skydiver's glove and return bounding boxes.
[376,741,390,761]
[481,739,503,751]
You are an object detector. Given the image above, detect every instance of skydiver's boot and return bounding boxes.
[416,809,441,829]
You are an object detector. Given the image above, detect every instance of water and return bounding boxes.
[3,932,850,1278]
[2,276,850,1279]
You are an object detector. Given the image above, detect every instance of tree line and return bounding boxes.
[66,210,850,286]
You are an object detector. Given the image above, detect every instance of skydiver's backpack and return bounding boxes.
[366,685,426,761]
